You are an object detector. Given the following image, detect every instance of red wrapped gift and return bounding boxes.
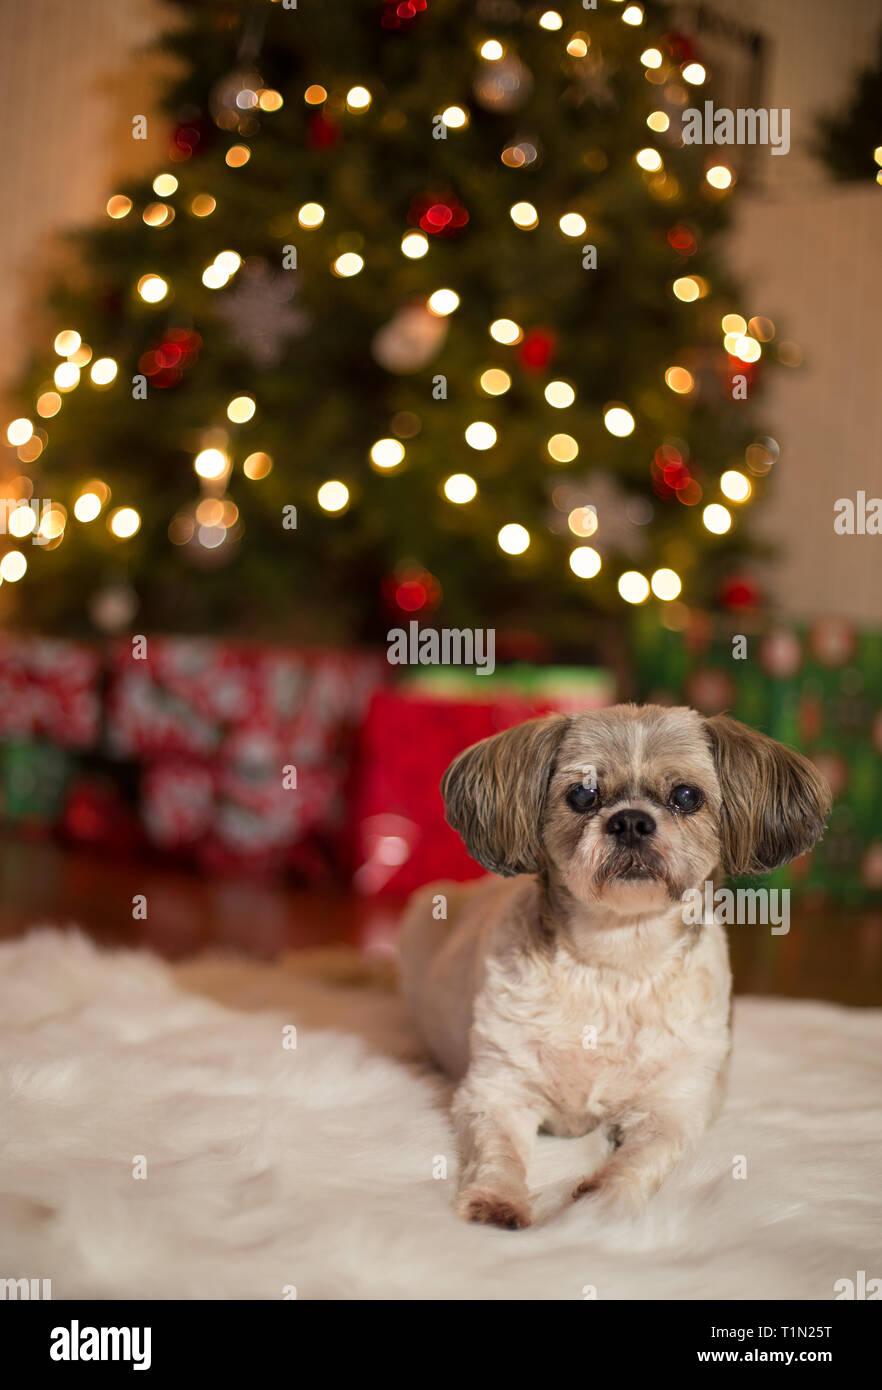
[120,640,386,877]
[0,636,101,749]
[350,690,553,896]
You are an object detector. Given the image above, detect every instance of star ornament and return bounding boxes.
[213,260,309,366]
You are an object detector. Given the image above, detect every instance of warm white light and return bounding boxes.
[202,264,227,289]
[721,470,751,502]
[603,405,635,437]
[618,571,650,603]
[733,335,761,363]
[153,173,178,196]
[243,452,273,480]
[333,253,364,277]
[489,318,522,344]
[673,276,700,302]
[54,330,81,357]
[647,110,670,132]
[54,362,80,391]
[194,448,228,480]
[401,232,429,258]
[568,507,597,538]
[498,523,529,554]
[702,503,732,534]
[427,288,459,316]
[74,492,102,522]
[480,368,511,395]
[651,568,681,600]
[36,392,61,418]
[106,195,132,219]
[444,473,477,503]
[721,313,747,336]
[317,480,349,512]
[481,40,504,60]
[465,421,497,450]
[8,504,36,537]
[665,366,694,394]
[545,381,575,408]
[570,546,601,579]
[370,438,405,469]
[682,62,706,84]
[559,212,587,237]
[137,275,168,303]
[298,202,325,228]
[39,507,66,541]
[547,433,578,463]
[622,4,644,24]
[227,395,256,423]
[6,418,34,447]
[346,86,372,111]
[636,147,663,172]
[0,550,26,582]
[538,11,563,30]
[510,201,539,229]
[640,47,663,68]
[706,165,733,189]
[441,106,468,128]
[109,507,140,538]
[215,250,241,276]
[90,357,118,386]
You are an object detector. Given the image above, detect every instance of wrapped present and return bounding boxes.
[107,638,383,759]
[113,640,387,876]
[633,612,882,905]
[0,636,101,748]
[350,666,615,895]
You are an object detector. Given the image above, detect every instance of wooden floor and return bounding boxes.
[0,839,879,1006]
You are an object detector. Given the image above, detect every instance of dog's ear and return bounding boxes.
[440,715,570,877]
[703,714,832,876]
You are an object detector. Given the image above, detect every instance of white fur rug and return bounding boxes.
[1,928,879,1300]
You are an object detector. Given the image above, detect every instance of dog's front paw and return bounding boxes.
[455,1185,532,1230]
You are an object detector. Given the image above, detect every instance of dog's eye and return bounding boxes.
[566,784,600,813]
[668,784,704,814]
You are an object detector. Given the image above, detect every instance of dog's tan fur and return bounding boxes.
[398,704,831,1229]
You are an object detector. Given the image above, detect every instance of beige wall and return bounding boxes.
[1,0,880,623]
[0,0,171,375]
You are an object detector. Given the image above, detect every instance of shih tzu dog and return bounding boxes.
[398,705,831,1229]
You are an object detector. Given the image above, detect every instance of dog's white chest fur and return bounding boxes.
[471,928,730,1139]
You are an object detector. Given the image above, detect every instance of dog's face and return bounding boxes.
[441,704,832,920]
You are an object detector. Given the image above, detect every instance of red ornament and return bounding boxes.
[651,444,701,503]
[408,191,469,237]
[667,224,699,256]
[720,576,760,610]
[381,0,427,28]
[138,329,201,390]
[308,112,341,149]
[382,565,442,614]
[518,328,556,371]
[169,119,209,162]
[663,32,696,63]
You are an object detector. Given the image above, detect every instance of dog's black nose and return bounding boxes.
[606,808,656,843]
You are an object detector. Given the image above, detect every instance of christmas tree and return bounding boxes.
[4,0,782,654]
[816,27,882,183]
